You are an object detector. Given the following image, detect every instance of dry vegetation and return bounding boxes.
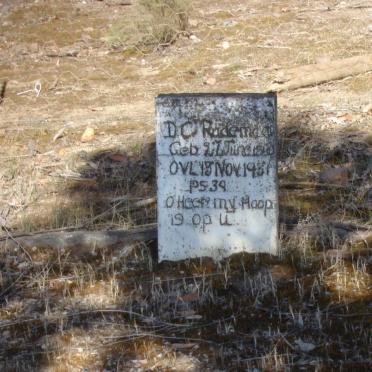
[108,0,191,50]
[0,0,371,370]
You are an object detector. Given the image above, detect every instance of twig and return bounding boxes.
[131,197,157,208]
[83,197,156,227]
[332,312,372,318]
[279,333,296,351]
[2,225,33,262]
[0,80,7,105]
[0,270,29,298]
[103,333,216,345]
[17,80,41,97]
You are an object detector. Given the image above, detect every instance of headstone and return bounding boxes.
[156,93,278,261]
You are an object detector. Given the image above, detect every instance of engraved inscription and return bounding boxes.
[156,93,278,261]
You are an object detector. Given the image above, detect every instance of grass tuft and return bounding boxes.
[108,0,191,52]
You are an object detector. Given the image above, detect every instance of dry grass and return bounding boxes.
[108,0,191,52]
[0,0,371,370]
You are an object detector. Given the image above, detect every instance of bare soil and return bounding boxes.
[0,0,371,370]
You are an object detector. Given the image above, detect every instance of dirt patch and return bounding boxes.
[0,0,371,370]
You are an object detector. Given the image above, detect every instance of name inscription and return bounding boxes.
[156,93,278,261]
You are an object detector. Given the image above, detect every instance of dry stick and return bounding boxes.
[0,270,29,298]
[0,197,157,241]
[2,225,33,261]
[84,197,156,227]
[280,181,351,190]
[131,197,157,208]
[0,80,7,105]
[268,54,372,92]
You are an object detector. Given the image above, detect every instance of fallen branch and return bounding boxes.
[1,224,157,255]
[268,54,372,92]
[2,220,370,256]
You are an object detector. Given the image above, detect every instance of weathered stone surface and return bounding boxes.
[156,93,278,261]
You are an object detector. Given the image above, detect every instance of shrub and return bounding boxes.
[108,0,191,52]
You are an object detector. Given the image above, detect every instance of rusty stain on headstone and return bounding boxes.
[156,93,278,261]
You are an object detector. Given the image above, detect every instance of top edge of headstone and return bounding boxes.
[156,92,277,101]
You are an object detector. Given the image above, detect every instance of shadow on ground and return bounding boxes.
[0,107,371,371]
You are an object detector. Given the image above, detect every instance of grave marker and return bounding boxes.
[156,93,278,261]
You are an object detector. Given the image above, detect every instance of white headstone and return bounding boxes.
[156,93,278,261]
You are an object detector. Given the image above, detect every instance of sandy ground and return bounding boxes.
[0,0,371,370]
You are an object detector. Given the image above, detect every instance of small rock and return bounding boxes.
[319,167,349,185]
[223,20,238,27]
[17,262,29,270]
[316,55,331,64]
[185,314,202,320]
[81,127,95,142]
[273,70,289,83]
[189,34,201,43]
[295,338,316,353]
[221,41,230,49]
[58,148,67,157]
[80,34,92,42]
[29,42,39,53]
[362,103,372,114]
[97,50,110,57]
[189,19,198,27]
[13,43,29,56]
[329,116,345,125]
[204,76,216,85]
